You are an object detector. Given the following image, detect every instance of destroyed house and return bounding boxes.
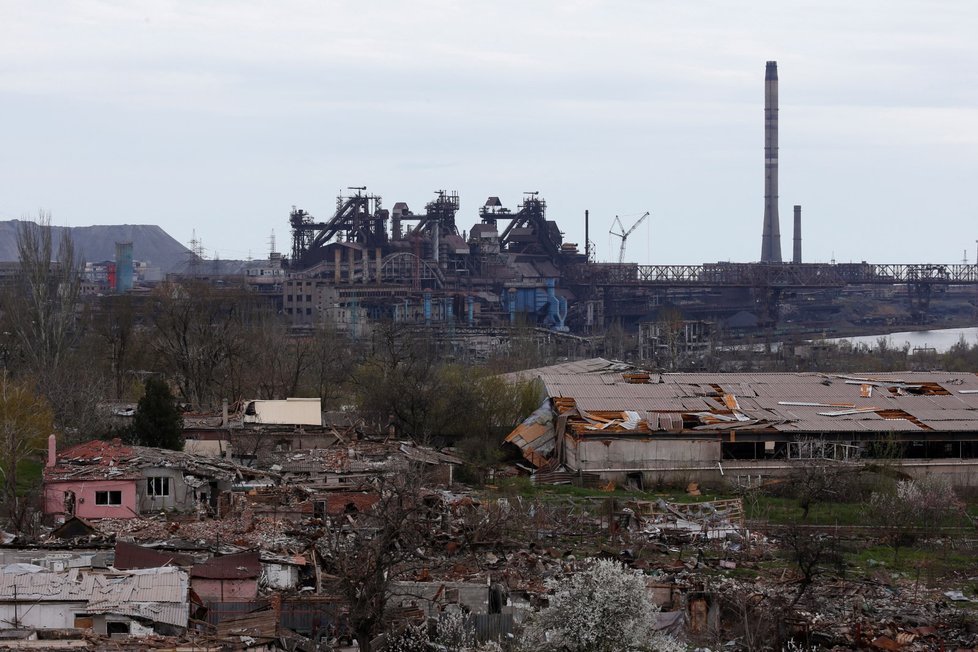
[183,397,346,463]
[190,550,261,602]
[505,362,978,486]
[42,437,270,520]
[0,564,191,636]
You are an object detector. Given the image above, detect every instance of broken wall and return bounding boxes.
[570,438,721,479]
[43,480,138,520]
[0,601,84,630]
[136,467,192,513]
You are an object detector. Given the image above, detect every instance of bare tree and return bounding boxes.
[12,214,81,373]
[315,465,433,650]
[239,309,312,400]
[150,282,249,409]
[90,294,146,399]
[307,322,357,409]
[778,526,843,605]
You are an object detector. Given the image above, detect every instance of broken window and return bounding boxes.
[106,621,130,635]
[147,476,170,497]
[95,490,123,506]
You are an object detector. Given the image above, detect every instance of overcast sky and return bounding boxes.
[2,1,977,265]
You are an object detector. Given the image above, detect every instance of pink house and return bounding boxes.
[43,435,267,521]
[43,436,140,519]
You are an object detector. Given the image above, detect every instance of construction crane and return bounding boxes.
[609,211,650,264]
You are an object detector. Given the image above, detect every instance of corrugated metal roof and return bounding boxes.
[0,566,189,627]
[515,362,978,434]
[504,402,557,467]
[114,541,194,570]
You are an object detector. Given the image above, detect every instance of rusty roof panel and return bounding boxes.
[114,541,194,570]
[191,550,260,579]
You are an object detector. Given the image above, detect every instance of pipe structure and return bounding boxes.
[760,61,782,263]
[793,205,802,264]
[585,209,590,261]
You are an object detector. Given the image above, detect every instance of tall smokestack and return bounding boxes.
[760,61,782,263]
[792,205,802,264]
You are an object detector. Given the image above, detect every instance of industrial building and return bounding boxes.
[279,63,978,341]
[504,359,978,487]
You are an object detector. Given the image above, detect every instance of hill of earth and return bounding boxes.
[0,221,192,274]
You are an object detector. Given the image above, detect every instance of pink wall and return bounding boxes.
[43,480,138,520]
[192,578,258,601]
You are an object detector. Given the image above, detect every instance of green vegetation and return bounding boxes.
[132,377,184,450]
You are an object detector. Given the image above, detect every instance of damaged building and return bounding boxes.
[0,564,191,636]
[505,359,978,487]
[42,437,271,520]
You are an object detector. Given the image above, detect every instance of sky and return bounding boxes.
[2,1,977,265]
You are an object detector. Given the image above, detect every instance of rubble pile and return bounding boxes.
[9,431,978,651]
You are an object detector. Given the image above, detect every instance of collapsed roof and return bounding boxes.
[504,362,978,467]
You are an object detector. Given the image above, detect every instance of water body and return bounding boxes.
[824,327,978,353]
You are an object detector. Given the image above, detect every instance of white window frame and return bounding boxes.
[146,476,170,497]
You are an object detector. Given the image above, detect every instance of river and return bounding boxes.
[823,326,978,353]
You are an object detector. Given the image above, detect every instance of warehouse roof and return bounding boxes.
[505,362,978,465]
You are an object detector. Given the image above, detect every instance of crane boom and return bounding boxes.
[609,211,651,264]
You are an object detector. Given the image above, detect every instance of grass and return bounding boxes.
[746,495,868,526]
[848,543,977,578]
[492,477,978,534]
[491,477,735,503]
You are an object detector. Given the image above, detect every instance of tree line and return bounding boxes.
[0,216,541,517]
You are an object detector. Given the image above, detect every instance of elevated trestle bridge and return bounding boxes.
[568,262,978,288]
[564,262,978,324]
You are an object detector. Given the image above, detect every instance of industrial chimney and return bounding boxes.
[792,205,802,264]
[760,61,782,263]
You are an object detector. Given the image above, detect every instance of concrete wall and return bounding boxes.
[580,458,978,489]
[43,480,138,519]
[570,438,721,473]
[136,467,191,513]
[0,601,84,629]
[262,563,299,590]
[713,458,978,490]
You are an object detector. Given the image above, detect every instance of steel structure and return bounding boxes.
[564,262,978,287]
[290,188,387,267]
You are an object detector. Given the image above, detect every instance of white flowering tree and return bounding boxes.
[520,558,685,652]
[870,477,965,562]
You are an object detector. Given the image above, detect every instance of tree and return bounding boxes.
[520,558,684,652]
[150,282,250,409]
[870,477,965,563]
[779,526,843,605]
[354,322,539,445]
[11,214,81,373]
[352,323,456,440]
[315,465,432,650]
[132,377,183,450]
[0,374,54,530]
[91,294,146,399]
